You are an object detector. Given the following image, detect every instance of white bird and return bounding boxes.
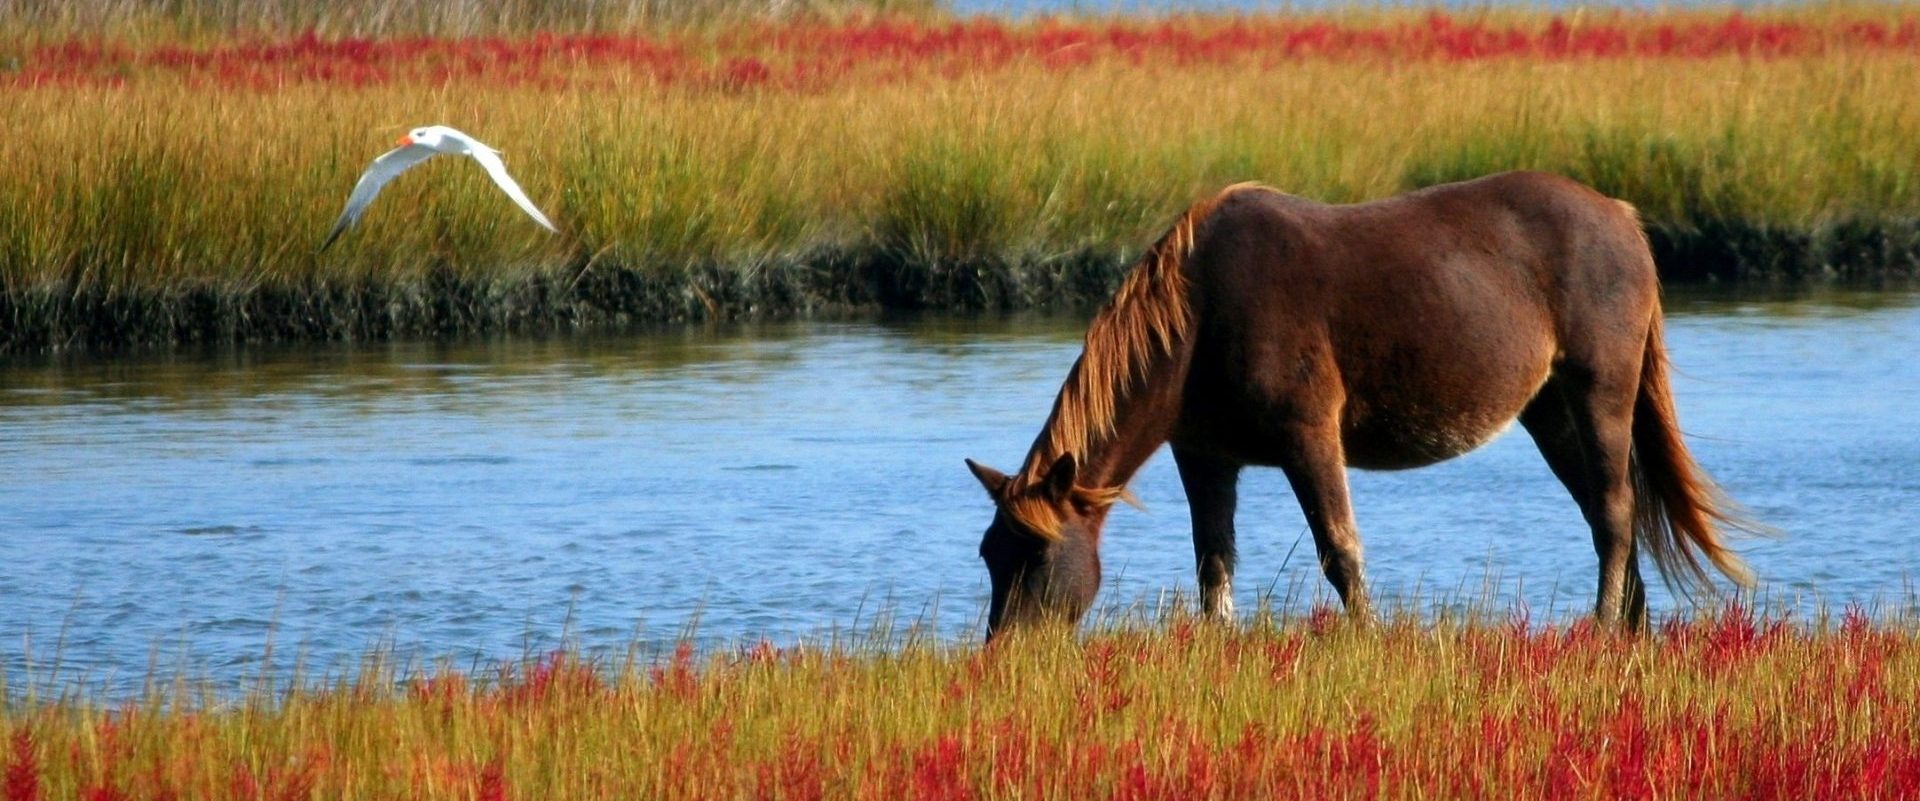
[320,124,557,251]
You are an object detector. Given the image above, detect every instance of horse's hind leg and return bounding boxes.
[1174,447,1241,621]
[1519,374,1646,629]
[1277,423,1372,620]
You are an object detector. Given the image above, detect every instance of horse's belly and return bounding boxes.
[1341,407,1519,470]
[1338,349,1553,470]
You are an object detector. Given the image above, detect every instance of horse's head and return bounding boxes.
[965,454,1111,641]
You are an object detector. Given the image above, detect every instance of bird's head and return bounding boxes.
[396,126,463,153]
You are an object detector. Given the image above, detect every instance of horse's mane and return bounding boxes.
[1001,182,1270,538]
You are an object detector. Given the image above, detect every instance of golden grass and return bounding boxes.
[5,55,1915,282]
[2,9,1917,349]
[3,606,1916,799]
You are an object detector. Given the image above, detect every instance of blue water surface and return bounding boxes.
[2,287,1917,696]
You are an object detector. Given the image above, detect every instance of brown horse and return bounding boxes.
[965,171,1754,638]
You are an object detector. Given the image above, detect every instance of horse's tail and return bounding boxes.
[1630,308,1757,596]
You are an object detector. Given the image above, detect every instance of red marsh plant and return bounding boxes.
[6,11,1918,90]
[2,605,1918,799]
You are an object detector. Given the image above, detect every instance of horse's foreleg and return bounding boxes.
[1174,446,1241,621]
[1278,425,1372,621]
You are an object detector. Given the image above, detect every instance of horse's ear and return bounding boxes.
[965,459,1010,497]
[1042,453,1078,500]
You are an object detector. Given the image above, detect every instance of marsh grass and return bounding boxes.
[4,11,1919,350]
[0,0,944,42]
[4,597,1919,799]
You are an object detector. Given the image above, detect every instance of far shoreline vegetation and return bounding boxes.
[3,2,1919,352]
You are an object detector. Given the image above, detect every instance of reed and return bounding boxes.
[3,604,1916,799]
[3,9,1918,351]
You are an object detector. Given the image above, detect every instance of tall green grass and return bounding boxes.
[3,38,1919,350]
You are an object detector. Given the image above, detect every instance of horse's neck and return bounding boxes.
[1023,349,1189,491]
[1081,403,1174,491]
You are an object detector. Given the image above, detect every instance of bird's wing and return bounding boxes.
[319,143,439,251]
[467,147,558,233]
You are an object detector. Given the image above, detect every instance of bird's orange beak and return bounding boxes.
[396,135,414,147]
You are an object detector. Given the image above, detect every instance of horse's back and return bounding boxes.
[1180,172,1657,469]
[1230,171,1650,291]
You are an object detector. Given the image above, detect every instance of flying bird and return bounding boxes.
[320,125,557,251]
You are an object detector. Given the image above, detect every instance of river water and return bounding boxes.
[3,286,1917,694]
